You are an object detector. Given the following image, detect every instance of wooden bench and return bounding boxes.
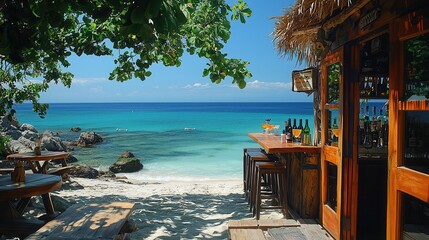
[25,201,135,240]
[47,166,73,180]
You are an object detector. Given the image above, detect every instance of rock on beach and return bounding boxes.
[110,151,143,173]
[77,131,103,147]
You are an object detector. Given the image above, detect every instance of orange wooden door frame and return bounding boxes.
[320,47,344,240]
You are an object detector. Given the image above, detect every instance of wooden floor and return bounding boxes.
[228,218,334,240]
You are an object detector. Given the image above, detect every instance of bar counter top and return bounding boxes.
[248,133,321,154]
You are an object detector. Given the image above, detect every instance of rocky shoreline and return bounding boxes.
[0,114,144,177]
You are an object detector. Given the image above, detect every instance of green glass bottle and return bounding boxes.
[302,119,311,145]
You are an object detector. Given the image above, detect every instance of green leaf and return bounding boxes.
[145,0,163,19]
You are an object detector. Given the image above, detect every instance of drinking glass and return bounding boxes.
[292,129,302,144]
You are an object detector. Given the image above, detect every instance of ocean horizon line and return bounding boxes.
[17,101,314,104]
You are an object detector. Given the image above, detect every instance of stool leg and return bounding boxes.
[255,168,262,219]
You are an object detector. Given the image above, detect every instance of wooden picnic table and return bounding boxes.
[7,151,69,174]
[0,174,62,238]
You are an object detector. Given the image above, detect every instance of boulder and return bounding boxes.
[68,164,99,179]
[22,130,39,141]
[77,132,103,147]
[20,123,38,133]
[52,154,78,165]
[120,151,135,158]
[0,115,19,131]
[70,127,81,132]
[109,157,143,173]
[42,131,67,151]
[6,129,22,140]
[51,195,74,212]
[8,138,34,153]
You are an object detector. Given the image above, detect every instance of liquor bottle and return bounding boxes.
[363,106,372,148]
[298,119,303,143]
[371,106,378,147]
[302,119,311,145]
[377,108,384,132]
[286,118,293,142]
[292,119,298,142]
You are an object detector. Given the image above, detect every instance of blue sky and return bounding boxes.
[41,0,312,103]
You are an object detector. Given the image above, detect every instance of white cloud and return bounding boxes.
[72,77,106,86]
[246,80,291,89]
[183,82,210,89]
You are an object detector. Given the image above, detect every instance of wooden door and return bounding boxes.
[321,47,344,240]
[386,13,429,240]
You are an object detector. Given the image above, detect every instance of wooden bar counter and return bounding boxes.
[248,133,321,154]
[248,133,321,219]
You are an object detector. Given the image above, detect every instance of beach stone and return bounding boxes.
[52,154,78,165]
[0,114,19,131]
[70,127,81,132]
[68,164,99,179]
[120,151,135,158]
[77,131,103,147]
[20,123,38,133]
[22,130,39,141]
[109,158,143,173]
[6,129,22,140]
[99,170,116,179]
[8,138,34,153]
[51,195,74,212]
[42,132,67,152]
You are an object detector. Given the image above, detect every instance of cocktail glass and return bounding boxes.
[292,129,302,144]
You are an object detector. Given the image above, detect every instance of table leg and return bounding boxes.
[27,161,39,173]
[40,161,50,174]
[41,193,55,215]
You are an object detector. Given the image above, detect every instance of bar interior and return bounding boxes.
[236,1,429,239]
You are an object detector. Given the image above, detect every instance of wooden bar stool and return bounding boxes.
[247,153,278,213]
[243,148,263,193]
[245,151,274,204]
[253,162,289,220]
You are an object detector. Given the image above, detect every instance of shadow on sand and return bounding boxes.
[59,193,251,239]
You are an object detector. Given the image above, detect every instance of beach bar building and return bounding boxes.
[250,0,428,239]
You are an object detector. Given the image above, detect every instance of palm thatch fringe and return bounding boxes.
[273,0,354,65]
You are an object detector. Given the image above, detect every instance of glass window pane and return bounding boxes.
[327,162,338,211]
[326,109,339,146]
[404,111,429,174]
[404,33,429,101]
[402,193,429,239]
[328,63,341,103]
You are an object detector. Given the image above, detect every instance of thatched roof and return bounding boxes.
[273,0,364,66]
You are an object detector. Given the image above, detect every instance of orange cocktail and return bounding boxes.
[332,129,340,138]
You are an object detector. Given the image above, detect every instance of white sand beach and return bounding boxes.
[53,177,283,240]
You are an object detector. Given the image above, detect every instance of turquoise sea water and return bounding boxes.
[14,102,314,182]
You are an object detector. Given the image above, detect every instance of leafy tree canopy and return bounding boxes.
[0,0,252,117]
